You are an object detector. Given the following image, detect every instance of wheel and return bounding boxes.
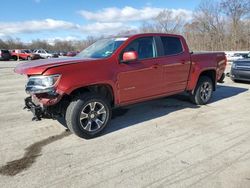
[65,93,111,139]
[190,76,213,105]
[12,56,17,61]
[27,56,32,61]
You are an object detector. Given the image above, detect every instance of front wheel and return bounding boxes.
[190,76,213,105]
[12,56,17,61]
[65,93,111,139]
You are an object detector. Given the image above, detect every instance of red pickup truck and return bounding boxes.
[15,33,226,138]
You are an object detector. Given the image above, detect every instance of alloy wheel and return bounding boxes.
[79,101,107,132]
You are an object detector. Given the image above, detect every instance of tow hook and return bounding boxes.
[24,97,43,121]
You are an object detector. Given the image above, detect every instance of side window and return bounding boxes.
[124,37,156,60]
[161,37,183,56]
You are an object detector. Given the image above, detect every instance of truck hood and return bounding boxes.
[14,57,96,75]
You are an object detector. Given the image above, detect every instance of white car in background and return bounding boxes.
[225,51,250,62]
[33,49,53,59]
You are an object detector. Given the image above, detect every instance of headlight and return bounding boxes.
[26,74,61,94]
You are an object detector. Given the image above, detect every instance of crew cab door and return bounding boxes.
[157,36,191,93]
[117,37,163,103]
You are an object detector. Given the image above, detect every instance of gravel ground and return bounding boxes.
[0,61,250,188]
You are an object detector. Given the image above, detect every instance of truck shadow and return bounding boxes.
[104,85,248,135]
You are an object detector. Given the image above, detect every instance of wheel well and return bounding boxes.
[70,84,114,106]
[199,70,216,90]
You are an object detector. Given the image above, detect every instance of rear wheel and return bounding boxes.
[190,76,213,105]
[12,56,17,61]
[65,93,111,139]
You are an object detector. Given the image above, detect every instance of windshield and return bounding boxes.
[77,38,127,58]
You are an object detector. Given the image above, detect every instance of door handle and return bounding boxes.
[180,60,187,64]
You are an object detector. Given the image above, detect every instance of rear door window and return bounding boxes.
[160,37,183,56]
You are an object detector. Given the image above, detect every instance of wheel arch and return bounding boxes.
[198,69,216,91]
[69,83,115,107]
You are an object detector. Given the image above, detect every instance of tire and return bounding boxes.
[27,56,32,61]
[190,76,213,105]
[12,56,17,61]
[65,93,111,139]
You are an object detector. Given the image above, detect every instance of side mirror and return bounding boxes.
[122,51,138,63]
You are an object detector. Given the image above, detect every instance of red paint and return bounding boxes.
[15,33,226,107]
[11,49,32,60]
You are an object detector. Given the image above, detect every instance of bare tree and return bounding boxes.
[53,40,75,52]
[0,39,8,49]
[2,0,250,52]
[140,22,156,33]
[154,9,186,33]
[189,0,226,50]
[29,40,53,50]
[140,9,187,34]
[4,38,26,49]
[221,0,250,49]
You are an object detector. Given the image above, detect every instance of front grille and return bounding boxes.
[234,62,250,70]
[236,65,250,70]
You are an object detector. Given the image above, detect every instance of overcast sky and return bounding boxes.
[0,0,201,42]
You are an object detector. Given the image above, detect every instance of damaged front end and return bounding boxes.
[23,74,65,121]
[24,96,63,121]
[24,96,47,121]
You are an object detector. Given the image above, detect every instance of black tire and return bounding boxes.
[65,93,111,139]
[190,76,213,105]
[12,56,17,61]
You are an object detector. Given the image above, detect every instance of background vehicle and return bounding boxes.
[242,53,250,59]
[33,49,54,59]
[226,53,247,61]
[49,51,59,58]
[11,49,33,60]
[59,51,67,56]
[30,53,43,60]
[66,51,78,57]
[0,49,11,61]
[230,59,250,82]
[15,33,227,139]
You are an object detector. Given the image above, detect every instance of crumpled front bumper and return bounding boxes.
[24,97,51,121]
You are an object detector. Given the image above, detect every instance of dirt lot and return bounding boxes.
[0,61,250,188]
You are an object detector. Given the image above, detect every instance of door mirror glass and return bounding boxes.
[122,51,138,63]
